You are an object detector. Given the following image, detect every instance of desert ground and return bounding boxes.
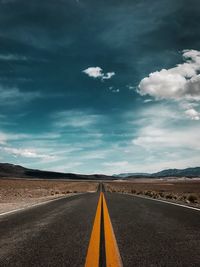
[105,179,200,208]
[0,178,98,214]
[1,178,200,214]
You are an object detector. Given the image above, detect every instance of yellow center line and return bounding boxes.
[102,194,123,267]
[85,192,102,267]
[85,192,123,267]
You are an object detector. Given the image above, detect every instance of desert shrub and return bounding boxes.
[158,192,164,198]
[153,193,159,199]
[144,191,157,198]
[187,194,197,203]
[166,194,173,199]
[131,189,136,194]
[179,195,187,201]
[144,190,150,196]
[148,191,155,198]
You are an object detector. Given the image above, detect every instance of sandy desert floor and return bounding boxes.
[105,179,200,208]
[0,179,98,214]
[1,178,200,214]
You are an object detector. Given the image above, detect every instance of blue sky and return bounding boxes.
[0,0,200,174]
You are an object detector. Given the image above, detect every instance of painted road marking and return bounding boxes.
[85,193,102,267]
[102,194,123,267]
[85,193,123,267]
[125,193,200,212]
[0,193,85,217]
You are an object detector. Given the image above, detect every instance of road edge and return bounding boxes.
[0,193,86,217]
[121,193,200,212]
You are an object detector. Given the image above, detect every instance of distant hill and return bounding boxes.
[114,167,200,178]
[0,163,112,180]
[1,163,200,180]
[152,167,200,178]
[113,173,151,178]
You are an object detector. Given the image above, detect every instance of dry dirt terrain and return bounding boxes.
[104,179,200,208]
[1,178,200,214]
[0,179,98,214]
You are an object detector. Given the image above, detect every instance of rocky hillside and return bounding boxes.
[0,163,112,180]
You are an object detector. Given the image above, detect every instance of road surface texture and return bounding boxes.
[0,193,98,267]
[105,192,200,267]
[0,191,200,267]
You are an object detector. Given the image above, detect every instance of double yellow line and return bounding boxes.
[85,193,123,267]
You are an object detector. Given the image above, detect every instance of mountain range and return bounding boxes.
[0,163,200,180]
[0,163,111,180]
[114,167,200,178]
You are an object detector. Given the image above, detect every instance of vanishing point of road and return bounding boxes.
[0,185,200,267]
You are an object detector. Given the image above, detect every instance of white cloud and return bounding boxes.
[0,132,7,145]
[127,85,135,90]
[108,86,120,93]
[1,146,55,160]
[102,72,115,80]
[0,131,29,144]
[0,86,41,105]
[83,67,103,78]
[0,131,65,164]
[138,49,200,101]
[103,161,129,167]
[131,104,200,150]
[132,125,200,150]
[126,103,183,128]
[121,104,200,174]
[83,67,115,80]
[144,99,153,103]
[185,108,200,120]
[52,110,104,128]
[179,101,199,110]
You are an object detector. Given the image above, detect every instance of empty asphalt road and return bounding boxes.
[0,191,200,267]
[106,193,200,267]
[0,193,99,267]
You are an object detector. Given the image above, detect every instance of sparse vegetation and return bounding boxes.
[166,194,173,199]
[0,179,99,214]
[188,194,198,203]
[104,180,200,208]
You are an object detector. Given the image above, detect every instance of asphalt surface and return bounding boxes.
[0,193,99,267]
[0,191,200,267]
[105,193,200,267]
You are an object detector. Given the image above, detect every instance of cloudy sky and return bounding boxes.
[0,0,200,174]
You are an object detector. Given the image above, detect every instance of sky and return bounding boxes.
[0,0,200,175]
